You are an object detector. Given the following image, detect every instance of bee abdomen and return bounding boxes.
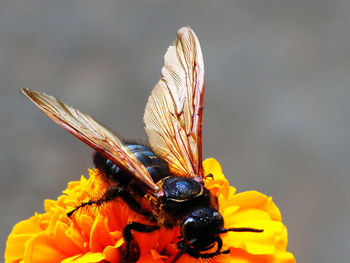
[93,143,170,184]
[127,143,170,182]
[93,151,125,181]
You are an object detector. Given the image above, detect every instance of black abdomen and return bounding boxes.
[93,143,170,186]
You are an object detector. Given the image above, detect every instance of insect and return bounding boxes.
[22,27,263,263]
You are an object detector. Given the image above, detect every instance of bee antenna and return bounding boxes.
[67,201,92,218]
[219,227,264,233]
[171,239,197,263]
[67,207,80,218]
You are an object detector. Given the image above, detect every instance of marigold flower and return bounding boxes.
[5,158,295,263]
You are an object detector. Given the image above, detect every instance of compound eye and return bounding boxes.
[181,217,196,237]
[213,211,224,227]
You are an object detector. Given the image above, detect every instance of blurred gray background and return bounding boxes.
[1,1,349,262]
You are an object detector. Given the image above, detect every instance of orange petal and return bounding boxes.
[103,240,123,263]
[89,213,112,251]
[73,214,94,243]
[23,233,67,263]
[53,221,84,255]
[5,159,295,263]
[5,214,45,263]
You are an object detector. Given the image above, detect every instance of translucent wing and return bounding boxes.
[144,27,205,178]
[22,88,158,192]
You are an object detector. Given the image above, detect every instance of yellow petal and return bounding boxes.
[229,191,282,221]
[61,252,105,263]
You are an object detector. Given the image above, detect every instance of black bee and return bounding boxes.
[22,27,262,263]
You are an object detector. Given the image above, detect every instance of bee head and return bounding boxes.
[180,207,224,240]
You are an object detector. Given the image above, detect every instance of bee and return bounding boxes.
[22,27,262,263]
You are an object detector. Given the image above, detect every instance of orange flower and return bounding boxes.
[5,159,295,263]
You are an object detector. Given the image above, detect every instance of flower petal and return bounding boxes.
[5,159,295,263]
[23,233,67,263]
[5,214,45,263]
[61,252,105,263]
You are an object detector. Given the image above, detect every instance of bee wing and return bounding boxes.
[144,27,205,178]
[22,89,158,192]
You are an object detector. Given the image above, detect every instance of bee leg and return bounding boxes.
[205,173,214,180]
[172,239,197,263]
[121,222,160,263]
[67,185,155,221]
[186,237,224,259]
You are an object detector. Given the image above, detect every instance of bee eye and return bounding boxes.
[213,211,223,225]
[181,217,196,236]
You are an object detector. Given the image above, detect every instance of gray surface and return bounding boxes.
[1,1,350,262]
